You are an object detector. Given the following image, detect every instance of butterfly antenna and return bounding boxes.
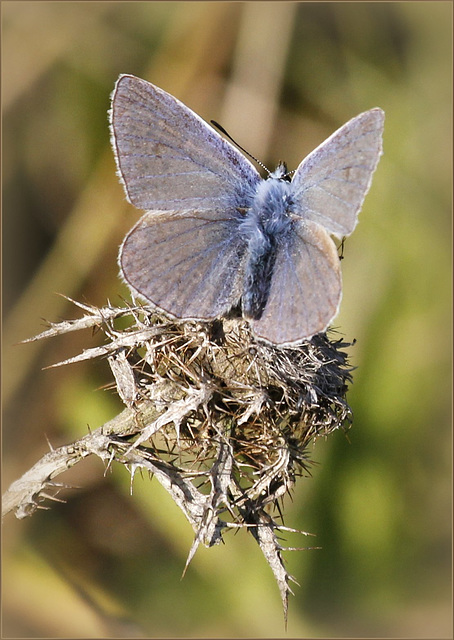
[211,120,270,175]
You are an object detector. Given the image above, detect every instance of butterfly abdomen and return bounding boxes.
[241,176,293,320]
[242,229,276,320]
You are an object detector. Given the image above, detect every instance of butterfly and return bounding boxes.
[110,74,384,345]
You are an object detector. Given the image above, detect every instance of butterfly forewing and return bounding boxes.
[110,75,261,213]
[251,220,342,345]
[290,108,384,238]
[120,208,247,319]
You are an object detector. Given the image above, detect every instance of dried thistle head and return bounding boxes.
[15,298,354,619]
[125,311,353,500]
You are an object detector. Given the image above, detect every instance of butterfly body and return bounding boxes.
[240,167,293,320]
[110,75,384,345]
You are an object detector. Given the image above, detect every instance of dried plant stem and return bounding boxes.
[2,403,144,519]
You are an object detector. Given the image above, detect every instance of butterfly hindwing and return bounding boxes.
[120,208,247,319]
[251,220,342,345]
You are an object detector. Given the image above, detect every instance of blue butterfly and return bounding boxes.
[110,75,384,345]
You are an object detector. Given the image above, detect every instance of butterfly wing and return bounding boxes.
[120,208,247,319]
[111,74,262,319]
[250,220,341,345]
[110,74,261,212]
[290,108,384,237]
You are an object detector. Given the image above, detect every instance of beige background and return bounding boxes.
[3,2,451,637]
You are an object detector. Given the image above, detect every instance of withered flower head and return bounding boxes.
[9,299,353,619]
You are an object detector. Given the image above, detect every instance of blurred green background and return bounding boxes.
[3,2,451,637]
